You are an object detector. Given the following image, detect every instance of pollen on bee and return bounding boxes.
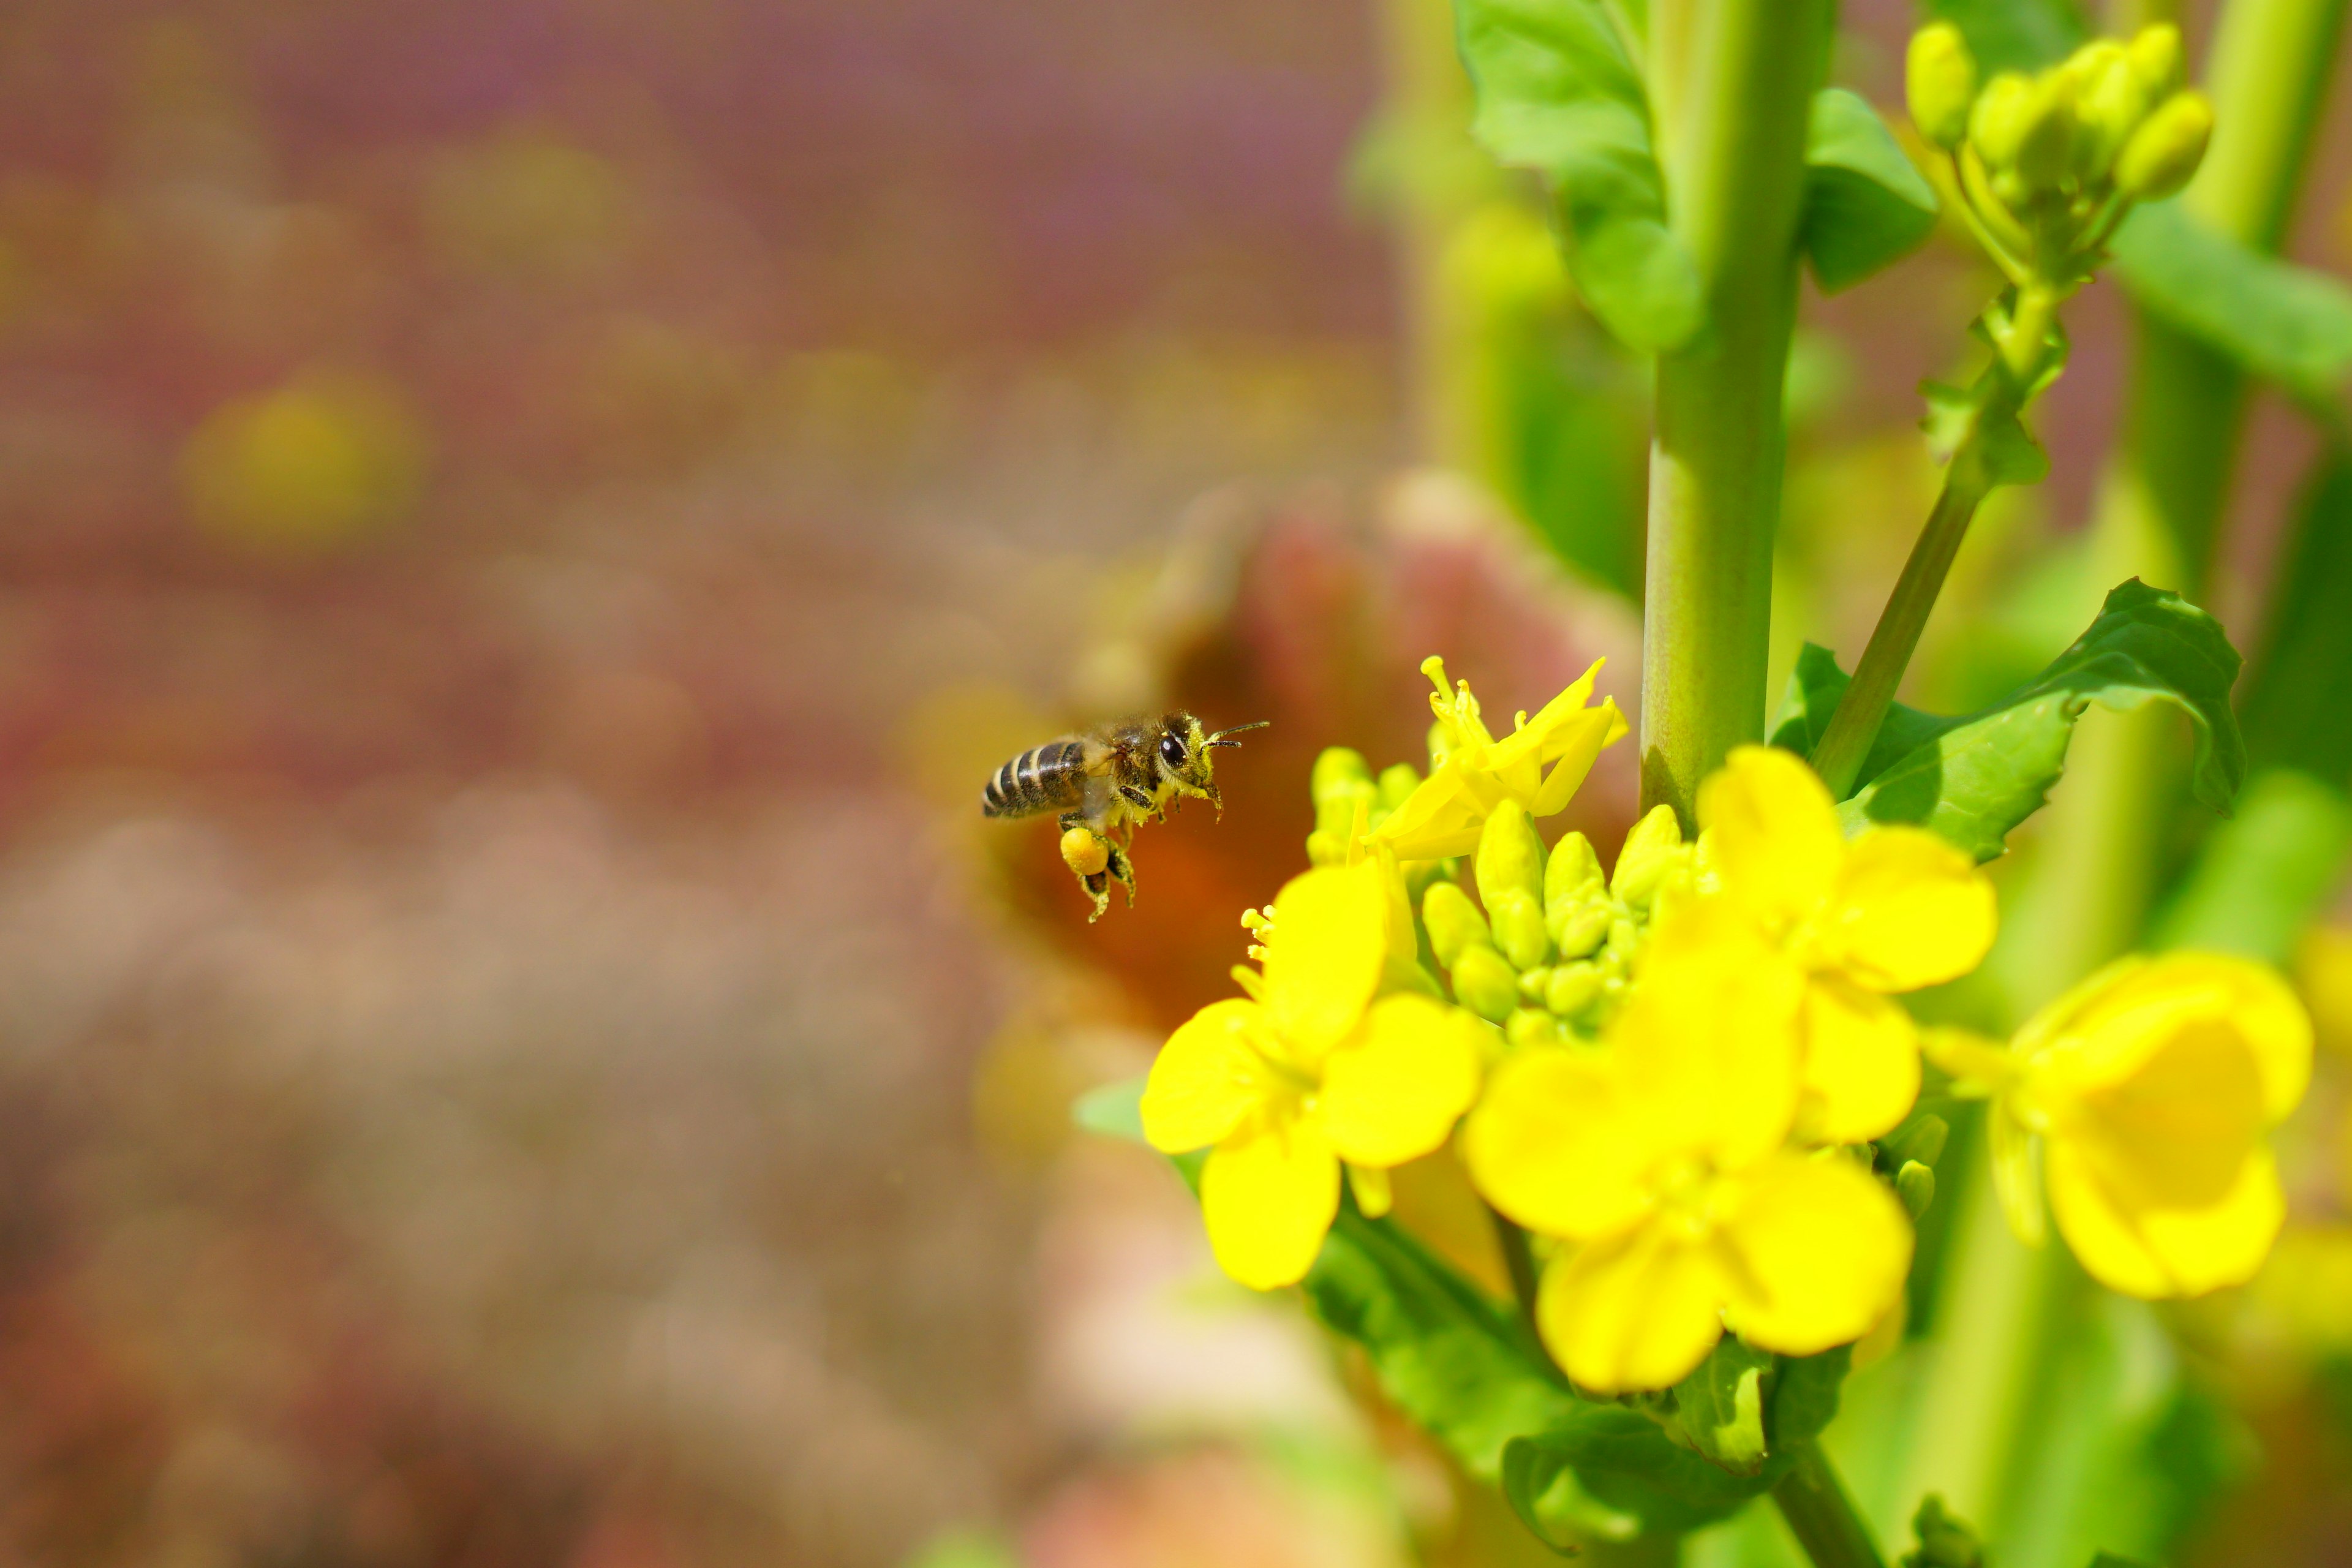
[1060,826,1110,878]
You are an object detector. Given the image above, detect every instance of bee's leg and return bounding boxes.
[1059,815,1115,922]
[1118,783,1155,815]
[1105,842,1137,908]
[1080,870,1112,922]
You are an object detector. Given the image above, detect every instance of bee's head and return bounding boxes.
[1156,714,1267,812]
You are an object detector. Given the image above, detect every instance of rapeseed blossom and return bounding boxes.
[1368,657,1626,862]
[1698,745,1996,1142]
[1140,859,1483,1289]
[1464,900,1913,1392]
[1927,952,2311,1298]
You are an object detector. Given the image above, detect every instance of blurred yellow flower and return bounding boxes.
[1928,952,2312,1298]
[1368,657,1626,862]
[1699,745,1996,1143]
[1464,902,1912,1391]
[1141,861,1482,1290]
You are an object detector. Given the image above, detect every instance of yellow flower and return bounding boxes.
[1368,657,1626,862]
[1140,861,1483,1289]
[1697,745,1996,1143]
[1928,952,2312,1298]
[1463,902,1913,1392]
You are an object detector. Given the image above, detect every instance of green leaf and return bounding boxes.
[1801,88,1940,293]
[1659,1337,1773,1476]
[1770,643,1964,785]
[1803,580,2245,857]
[2111,202,2352,410]
[2151,769,2352,962]
[1303,1210,1585,1483]
[1919,0,2086,74]
[2241,453,2352,783]
[1455,0,1702,350]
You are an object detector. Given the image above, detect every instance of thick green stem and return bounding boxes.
[1773,1441,1888,1568]
[1637,0,1831,827]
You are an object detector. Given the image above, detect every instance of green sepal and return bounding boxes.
[1922,0,2087,77]
[1071,1075,1148,1144]
[1782,580,2245,856]
[1655,1336,1773,1475]
[1801,88,1942,293]
[2111,200,2352,415]
[1455,0,1702,350]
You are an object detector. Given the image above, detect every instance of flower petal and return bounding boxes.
[1696,745,1842,936]
[1140,998,1272,1153]
[1623,897,1804,1169]
[1462,1047,1656,1240]
[1719,1151,1913,1357]
[1819,826,1996,992]
[1798,976,1921,1144]
[2027,953,2310,1123]
[1537,1223,1727,1393]
[2054,1018,2268,1211]
[1260,862,1387,1061]
[2046,1140,2283,1298]
[1320,995,1482,1167]
[1199,1109,1341,1290]
[1368,758,1489,862]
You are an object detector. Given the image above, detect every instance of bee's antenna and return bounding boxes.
[1207,720,1270,748]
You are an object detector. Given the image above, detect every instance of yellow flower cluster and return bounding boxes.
[1137,669,2313,1395]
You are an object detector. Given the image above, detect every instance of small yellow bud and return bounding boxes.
[1506,1007,1566,1050]
[1375,762,1422,812]
[1545,829,1604,907]
[1310,745,1373,803]
[1476,799,1548,909]
[1907,23,1978,150]
[1424,880,1493,970]
[1489,888,1551,971]
[1550,900,1612,960]
[1968,71,2038,168]
[1060,826,1109,878]
[1545,960,1604,1018]
[2127,21,2184,100]
[2067,43,2147,180]
[2115,89,2213,200]
[2010,71,2079,192]
[1610,804,1687,907]
[1518,964,1554,1001]
[1451,942,1522,1024]
[1896,1161,1937,1220]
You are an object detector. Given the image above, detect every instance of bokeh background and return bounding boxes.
[0,2,2345,1566]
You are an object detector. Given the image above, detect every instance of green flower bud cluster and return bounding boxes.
[1422,801,1694,1049]
[1306,747,1423,868]
[1907,21,2210,284]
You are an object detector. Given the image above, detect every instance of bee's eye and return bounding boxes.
[1159,733,1187,767]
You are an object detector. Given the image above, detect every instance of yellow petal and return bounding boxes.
[1719,1151,1913,1357]
[1797,976,1921,1144]
[1991,1104,2046,1248]
[2026,953,2310,1123]
[2046,1141,2284,1298]
[1199,1108,1341,1290]
[1817,826,1996,992]
[1320,994,1482,1167]
[2051,1017,2268,1212]
[1348,1161,1393,1218]
[1462,1047,1657,1240]
[1696,745,1842,936]
[1141,998,1275,1153]
[1528,705,1626,815]
[1621,897,1804,1169]
[1537,1223,1727,1393]
[1260,862,1387,1061]
[1368,756,1491,861]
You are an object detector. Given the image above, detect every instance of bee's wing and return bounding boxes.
[1077,734,1121,775]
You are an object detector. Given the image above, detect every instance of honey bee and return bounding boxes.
[982,713,1267,921]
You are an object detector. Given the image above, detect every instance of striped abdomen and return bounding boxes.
[983,740,1088,818]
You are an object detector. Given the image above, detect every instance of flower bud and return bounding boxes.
[2010,72,2079,192]
[1477,799,1548,909]
[1423,881,1491,970]
[1545,961,1604,1019]
[1311,745,1373,804]
[2115,89,2212,201]
[1967,72,2038,169]
[1450,942,1521,1024]
[1605,915,1639,962]
[1375,762,1422,812]
[1506,1006,1566,1050]
[2127,21,2184,101]
[1610,804,1686,906]
[1550,900,1612,960]
[1518,964,1553,1001]
[1488,887,1551,971]
[1907,23,1978,151]
[1883,1112,1950,1170]
[2067,43,2146,181]
[1545,829,1604,907]
[1897,1161,1937,1221]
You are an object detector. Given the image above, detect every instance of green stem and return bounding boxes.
[1488,1204,1542,1332]
[1637,0,1831,828]
[1810,282,2060,799]
[1772,1441,1888,1568]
